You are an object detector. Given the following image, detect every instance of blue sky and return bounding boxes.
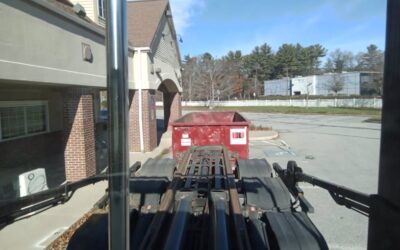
[169,0,387,58]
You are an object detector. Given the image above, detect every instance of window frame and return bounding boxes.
[98,0,105,19]
[0,101,50,142]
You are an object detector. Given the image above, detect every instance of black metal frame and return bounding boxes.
[0,162,141,227]
[3,0,400,249]
[273,161,370,216]
[0,174,106,225]
[367,0,400,248]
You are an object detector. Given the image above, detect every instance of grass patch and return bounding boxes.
[182,106,381,117]
[250,124,272,131]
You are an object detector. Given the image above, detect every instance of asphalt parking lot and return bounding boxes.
[165,109,381,248]
[245,112,381,250]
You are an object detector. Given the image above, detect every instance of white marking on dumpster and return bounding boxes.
[230,127,247,145]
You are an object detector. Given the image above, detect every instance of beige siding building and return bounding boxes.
[69,0,106,27]
[0,0,182,197]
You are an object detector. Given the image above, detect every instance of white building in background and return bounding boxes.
[264,72,381,96]
[263,78,291,96]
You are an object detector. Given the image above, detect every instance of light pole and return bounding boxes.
[105,0,130,249]
[254,63,260,99]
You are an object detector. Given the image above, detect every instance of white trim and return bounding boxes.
[97,0,106,19]
[0,59,106,79]
[133,47,151,52]
[0,101,50,142]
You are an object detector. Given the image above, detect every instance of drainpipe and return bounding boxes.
[137,49,144,152]
[134,47,151,152]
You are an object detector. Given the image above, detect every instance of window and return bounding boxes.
[0,107,25,139]
[98,0,105,19]
[0,101,49,141]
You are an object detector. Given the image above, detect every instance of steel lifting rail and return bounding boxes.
[138,146,251,250]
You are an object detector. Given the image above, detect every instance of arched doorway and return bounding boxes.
[126,79,181,153]
[157,79,182,132]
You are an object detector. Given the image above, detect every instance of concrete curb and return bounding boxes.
[249,130,279,141]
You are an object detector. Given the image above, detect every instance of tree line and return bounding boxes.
[181,43,384,101]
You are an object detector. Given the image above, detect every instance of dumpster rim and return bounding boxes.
[170,111,250,127]
[170,122,250,127]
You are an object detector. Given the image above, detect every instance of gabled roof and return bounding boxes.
[127,0,169,47]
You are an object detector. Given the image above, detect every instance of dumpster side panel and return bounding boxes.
[172,124,249,162]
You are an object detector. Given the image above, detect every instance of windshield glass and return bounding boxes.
[0,0,387,249]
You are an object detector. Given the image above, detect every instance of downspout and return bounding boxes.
[134,47,151,152]
[137,49,144,152]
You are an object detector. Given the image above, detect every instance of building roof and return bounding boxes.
[43,0,179,52]
[127,0,169,47]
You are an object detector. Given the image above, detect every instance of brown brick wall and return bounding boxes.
[128,90,157,152]
[63,88,96,181]
[164,92,182,130]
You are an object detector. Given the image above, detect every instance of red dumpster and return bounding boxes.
[171,111,250,162]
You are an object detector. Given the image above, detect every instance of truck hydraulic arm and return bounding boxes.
[273,161,370,216]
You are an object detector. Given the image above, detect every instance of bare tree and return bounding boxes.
[182,52,251,103]
[196,54,236,107]
[325,49,356,73]
[363,73,383,96]
[327,73,345,95]
[182,56,201,101]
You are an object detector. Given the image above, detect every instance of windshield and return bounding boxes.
[0,0,388,249]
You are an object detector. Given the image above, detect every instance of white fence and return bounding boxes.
[157,98,382,109]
